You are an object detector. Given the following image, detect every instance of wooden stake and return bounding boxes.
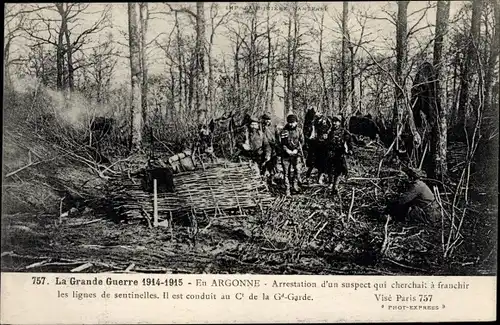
[153,179,158,227]
[169,211,174,241]
[418,142,429,169]
[347,188,356,223]
[59,197,65,225]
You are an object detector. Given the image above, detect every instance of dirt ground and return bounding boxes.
[2,141,496,275]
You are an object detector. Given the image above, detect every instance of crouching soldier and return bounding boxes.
[326,115,353,196]
[385,167,440,226]
[238,116,271,176]
[278,113,304,196]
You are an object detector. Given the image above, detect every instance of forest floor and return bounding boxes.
[2,130,497,275]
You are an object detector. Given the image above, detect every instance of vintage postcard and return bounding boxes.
[1,1,497,323]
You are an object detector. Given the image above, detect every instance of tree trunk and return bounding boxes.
[139,2,149,127]
[128,3,143,151]
[195,2,207,124]
[265,6,272,113]
[484,0,500,126]
[249,10,257,114]
[318,8,328,112]
[62,8,74,94]
[187,59,194,113]
[457,0,483,129]
[55,3,72,93]
[174,12,184,114]
[4,37,12,88]
[208,23,214,117]
[359,70,363,112]
[330,62,335,114]
[64,41,74,93]
[270,63,276,116]
[169,63,175,121]
[208,3,225,117]
[56,18,65,90]
[285,12,292,114]
[432,0,450,179]
[234,40,242,108]
[341,1,349,114]
[394,1,409,143]
[291,3,298,114]
[450,51,460,124]
[58,3,74,94]
[350,45,355,112]
[97,67,102,103]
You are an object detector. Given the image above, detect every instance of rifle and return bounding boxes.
[298,142,306,166]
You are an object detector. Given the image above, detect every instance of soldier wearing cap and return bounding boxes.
[260,113,278,184]
[238,115,271,175]
[385,167,440,226]
[326,115,353,195]
[278,113,304,196]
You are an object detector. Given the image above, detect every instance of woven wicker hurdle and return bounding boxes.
[109,161,274,224]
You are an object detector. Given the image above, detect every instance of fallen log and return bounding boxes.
[71,262,93,272]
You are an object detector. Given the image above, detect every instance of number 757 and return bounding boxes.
[32,277,46,285]
[419,294,433,302]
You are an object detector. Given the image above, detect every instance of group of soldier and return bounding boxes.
[237,109,353,197]
[192,108,441,228]
[235,109,441,228]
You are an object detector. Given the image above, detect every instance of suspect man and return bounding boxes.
[278,113,304,196]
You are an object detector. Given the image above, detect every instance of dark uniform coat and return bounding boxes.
[327,127,353,177]
[388,180,440,225]
[278,125,304,157]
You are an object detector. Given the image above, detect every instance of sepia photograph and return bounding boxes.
[2,1,498,277]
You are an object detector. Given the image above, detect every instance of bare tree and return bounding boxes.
[284,6,293,115]
[83,34,119,103]
[4,4,35,87]
[311,5,329,112]
[139,2,149,124]
[392,0,420,153]
[484,0,500,121]
[128,3,143,150]
[282,2,307,116]
[341,1,349,114]
[22,4,110,92]
[458,0,484,129]
[394,1,409,132]
[207,4,231,116]
[432,0,451,178]
[195,2,208,123]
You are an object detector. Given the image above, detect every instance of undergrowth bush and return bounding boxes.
[2,79,111,215]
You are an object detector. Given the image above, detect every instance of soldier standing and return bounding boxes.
[305,111,333,184]
[326,115,353,195]
[194,122,217,163]
[278,113,304,196]
[260,113,278,185]
[238,116,271,175]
